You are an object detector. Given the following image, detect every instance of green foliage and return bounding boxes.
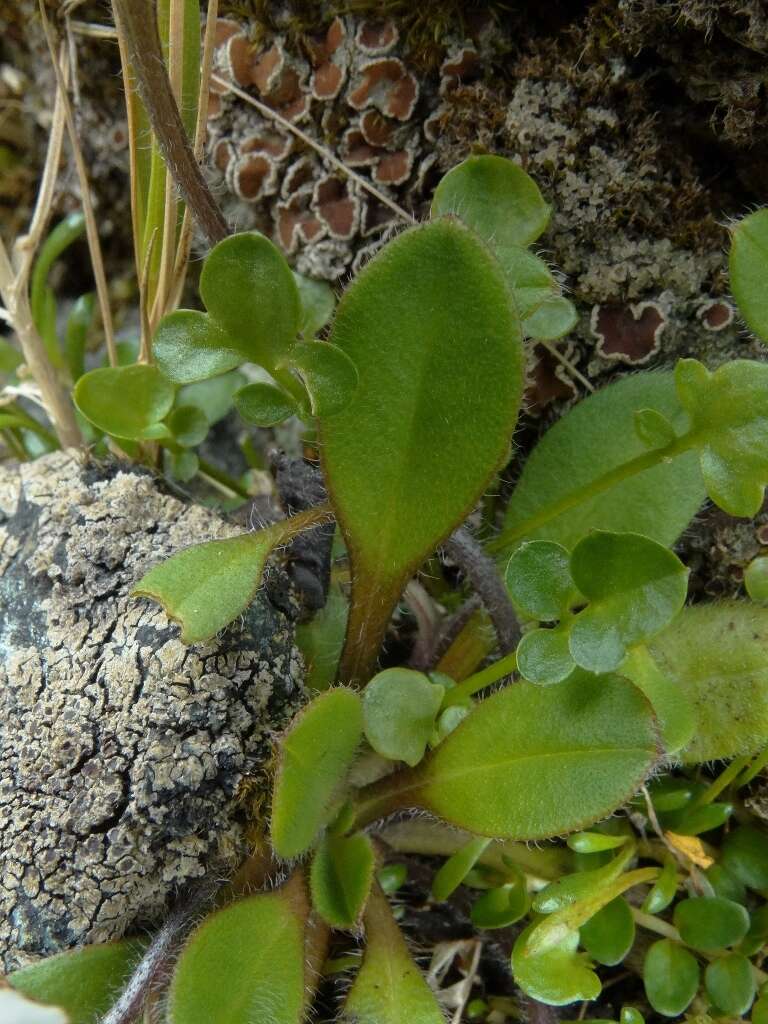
[270,689,363,859]
[512,923,601,1005]
[8,939,146,1024]
[74,365,174,440]
[499,372,706,553]
[31,212,86,369]
[675,358,768,517]
[288,340,358,416]
[705,952,756,1015]
[310,832,375,929]
[134,512,324,643]
[400,672,659,839]
[650,602,768,762]
[721,826,768,892]
[431,835,492,901]
[634,407,677,450]
[320,218,524,682]
[362,668,444,766]
[471,871,530,929]
[643,939,700,1017]
[293,271,336,338]
[673,897,750,952]
[341,888,444,1024]
[167,887,308,1024]
[509,532,688,687]
[234,381,299,426]
[746,556,768,602]
[579,897,635,966]
[729,208,768,343]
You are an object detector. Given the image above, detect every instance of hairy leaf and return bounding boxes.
[134,512,326,644]
[154,232,301,383]
[431,154,551,247]
[620,645,695,755]
[400,671,659,839]
[271,689,363,859]
[234,381,299,426]
[729,208,768,343]
[8,939,146,1024]
[676,358,768,517]
[320,218,523,683]
[342,888,444,1024]
[288,341,358,416]
[294,272,336,338]
[501,372,705,553]
[310,832,375,929]
[363,668,445,766]
[74,365,174,440]
[168,887,307,1024]
[649,602,768,763]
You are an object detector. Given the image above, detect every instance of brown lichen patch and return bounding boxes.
[0,452,304,970]
[347,58,419,121]
[698,298,735,331]
[524,342,578,414]
[591,302,667,364]
[239,128,292,161]
[356,20,399,56]
[373,149,413,186]
[229,152,278,201]
[226,32,258,89]
[360,109,396,147]
[313,175,360,240]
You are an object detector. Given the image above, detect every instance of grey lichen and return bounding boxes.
[0,450,305,971]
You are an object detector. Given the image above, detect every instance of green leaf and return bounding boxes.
[431,836,492,902]
[310,832,375,928]
[165,448,199,483]
[0,336,23,374]
[168,885,308,1024]
[675,358,768,517]
[320,218,524,683]
[363,668,445,767]
[675,801,733,836]
[755,995,768,1024]
[133,514,323,644]
[512,923,601,1006]
[31,212,86,368]
[568,532,688,674]
[431,154,551,247]
[746,556,768,603]
[642,859,678,914]
[342,887,444,1024]
[234,381,300,426]
[8,939,146,1024]
[502,372,705,553]
[294,272,336,337]
[729,208,768,343]
[167,405,208,447]
[524,295,578,341]
[534,845,636,915]
[176,370,247,425]
[673,897,750,952]
[567,832,629,854]
[288,341,358,416]
[64,293,94,383]
[74,365,174,441]
[634,408,677,451]
[405,671,659,839]
[295,578,349,692]
[471,876,530,929]
[620,644,696,755]
[580,897,635,966]
[154,232,302,384]
[643,939,700,1017]
[517,625,575,685]
[493,246,557,319]
[271,689,363,859]
[650,602,768,763]
[505,540,575,621]
[705,952,756,1015]
[721,826,768,893]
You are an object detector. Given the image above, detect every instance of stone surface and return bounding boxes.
[0,450,305,971]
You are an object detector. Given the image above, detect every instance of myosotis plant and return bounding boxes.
[8,153,768,1023]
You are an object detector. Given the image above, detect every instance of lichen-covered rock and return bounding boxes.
[0,451,305,971]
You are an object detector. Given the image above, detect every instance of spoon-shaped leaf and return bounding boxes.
[512,923,601,1006]
[271,688,363,859]
[7,940,146,1024]
[310,832,375,929]
[234,381,300,426]
[320,218,524,683]
[133,510,327,644]
[360,671,659,839]
[506,540,575,621]
[154,232,302,383]
[431,154,551,247]
[342,887,444,1024]
[362,668,445,767]
[568,531,688,675]
[524,294,578,341]
[294,271,336,338]
[74,365,174,440]
[288,341,358,416]
[675,358,768,517]
[167,883,308,1024]
[643,939,699,1017]
[729,208,768,343]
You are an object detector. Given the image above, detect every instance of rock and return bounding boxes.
[0,450,305,971]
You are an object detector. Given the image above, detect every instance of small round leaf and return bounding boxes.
[523,295,578,341]
[288,341,358,417]
[512,924,601,1006]
[673,896,750,952]
[74,365,174,441]
[234,381,299,426]
[746,556,768,603]
[167,405,208,447]
[517,626,576,686]
[580,897,635,966]
[705,952,756,1015]
[363,668,444,767]
[505,540,575,621]
[294,271,336,338]
[643,939,699,1017]
[721,826,768,892]
[729,208,768,344]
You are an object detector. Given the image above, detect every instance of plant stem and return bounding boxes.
[445,526,520,653]
[196,457,250,499]
[736,744,768,788]
[487,435,694,555]
[442,649,517,708]
[111,0,229,247]
[352,766,425,830]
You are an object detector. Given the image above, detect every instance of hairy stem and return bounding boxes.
[441,649,517,708]
[111,0,229,247]
[444,526,520,653]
